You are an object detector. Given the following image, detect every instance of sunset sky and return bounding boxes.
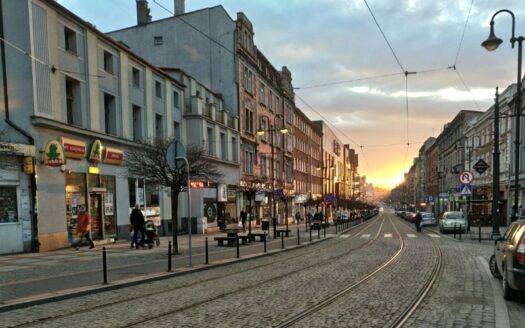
[58,0,524,190]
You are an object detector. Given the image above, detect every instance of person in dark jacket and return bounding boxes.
[415,212,422,232]
[130,204,145,249]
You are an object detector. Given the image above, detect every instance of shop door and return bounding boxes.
[89,193,103,240]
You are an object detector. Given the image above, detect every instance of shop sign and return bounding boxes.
[0,143,35,156]
[217,184,227,202]
[103,147,124,165]
[190,181,205,188]
[255,192,266,202]
[23,156,34,174]
[227,187,237,201]
[88,139,103,163]
[61,137,86,160]
[295,194,307,204]
[43,140,65,167]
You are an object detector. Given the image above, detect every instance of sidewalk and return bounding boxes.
[0,221,325,310]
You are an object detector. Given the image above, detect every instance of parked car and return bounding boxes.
[419,212,437,227]
[439,211,469,233]
[489,218,525,300]
[405,212,416,223]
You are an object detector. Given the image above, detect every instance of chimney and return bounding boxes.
[174,0,185,16]
[136,0,152,26]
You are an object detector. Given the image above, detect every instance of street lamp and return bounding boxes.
[482,9,524,224]
[257,117,288,238]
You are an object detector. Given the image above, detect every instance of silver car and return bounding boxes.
[439,211,469,233]
[419,212,437,227]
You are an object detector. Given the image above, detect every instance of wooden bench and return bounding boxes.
[248,232,267,241]
[275,229,291,237]
[214,236,237,247]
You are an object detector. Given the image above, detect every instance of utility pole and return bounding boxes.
[492,87,501,239]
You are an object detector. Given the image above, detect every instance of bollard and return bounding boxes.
[459,224,462,240]
[205,237,209,265]
[318,227,321,240]
[236,237,240,258]
[336,222,338,233]
[168,241,172,272]
[479,223,482,243]
[263,235,267,253]
[297,228,300,245]
[281,234,285,249]
[323,222,326,238]
[310,228,312,242]
[102,247,108,285]
[454,223,457,239]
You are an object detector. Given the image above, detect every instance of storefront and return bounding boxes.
[0,143,35,254]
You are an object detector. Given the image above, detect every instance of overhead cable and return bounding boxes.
[453,0,475,66]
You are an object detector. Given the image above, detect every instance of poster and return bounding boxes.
[71,192,82,215]
[105,191,114,215]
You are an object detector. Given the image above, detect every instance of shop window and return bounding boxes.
[146,181,159,206]
[65,172,87,236]
[0,186,18,223]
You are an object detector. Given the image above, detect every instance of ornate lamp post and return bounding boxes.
[482,9,524,224]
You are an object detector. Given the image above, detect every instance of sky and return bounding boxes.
[57,0,524,190]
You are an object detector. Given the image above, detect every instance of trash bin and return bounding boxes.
[262,220,269,231]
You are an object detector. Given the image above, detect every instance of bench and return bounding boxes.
[248,232,267,241]
[237,234,250,245]
[214,236,237,247]
[275,229,291,237]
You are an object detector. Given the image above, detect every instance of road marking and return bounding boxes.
[361,234,371,238]
[339,235,351,238]
[478,256,510,328]
[384,233,392,238]
[406,234,416,238]
[427,233,440,238]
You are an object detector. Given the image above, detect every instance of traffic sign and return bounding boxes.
[460,184,472,195]
[473,159,490,175]
[459,171,474,184]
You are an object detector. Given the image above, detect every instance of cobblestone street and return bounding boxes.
[1,211,523,327]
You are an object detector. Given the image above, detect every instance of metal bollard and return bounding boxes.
[310,228,312,242]
[263,235,267,253]
[459,225,462,240]
[479,224,481,243]
[102,247,108,284]
[336,222,338,233]
[318,227,321,239]
[324,222,326,238]
[297,228,300,245]
[168,241,172,272]
[281,234,285,249]
[454,223,457,239]
[236,237,240,258]
[205,237,209,265]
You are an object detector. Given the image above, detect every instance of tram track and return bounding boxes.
[12,215,387,327]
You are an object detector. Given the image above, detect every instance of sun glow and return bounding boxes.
[368,172,405,190]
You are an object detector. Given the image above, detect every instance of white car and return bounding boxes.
[419,212,437,227]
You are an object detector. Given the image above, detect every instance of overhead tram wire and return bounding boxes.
[294,93,371,171]
[453,65,482,110]
[453,0,475,66]
[152,0,235,57]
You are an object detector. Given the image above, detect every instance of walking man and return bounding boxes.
[75,206,95,250]
[240,208,247,233]
[415,212,422,232]
[130,204,145,249]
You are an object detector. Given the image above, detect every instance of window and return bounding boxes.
[104,93,117,135]
[259,83,266,105]
[286,160,293,182]
[65,77,81,126]
[261,155,267,177]
[132,105,142,141]
[103,50,113,74]
[243,66,249,90]
[207,127,214,156]
[173,90,180,109]
[64,26,77,53]
[232,137,238,162]
[0,186,18,223]
[268,90,273,111]
[286,103,293,123]
[259,119,267,142]
[154,36,163,45]
[132,67,140,88]
[173,121,180,140]
[155,81,162,98]
[277,160,282,180]
[245,107,254,133]
[155,114,164,139]
[275,97,280,114]
[244,149,254,175]
[247,70,253,93]
[220,132,227,160]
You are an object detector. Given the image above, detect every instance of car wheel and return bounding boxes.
[489,255,502,279]
[502,265,516,300]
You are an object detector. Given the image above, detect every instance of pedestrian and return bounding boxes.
[295,211,301,224]
[130,204,145,249]
[240,208,247,233]
[415,212,422,232]
[74,206,95,250]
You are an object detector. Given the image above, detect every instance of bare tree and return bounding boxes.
[123,137,222,254]
[239,177,267,233]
